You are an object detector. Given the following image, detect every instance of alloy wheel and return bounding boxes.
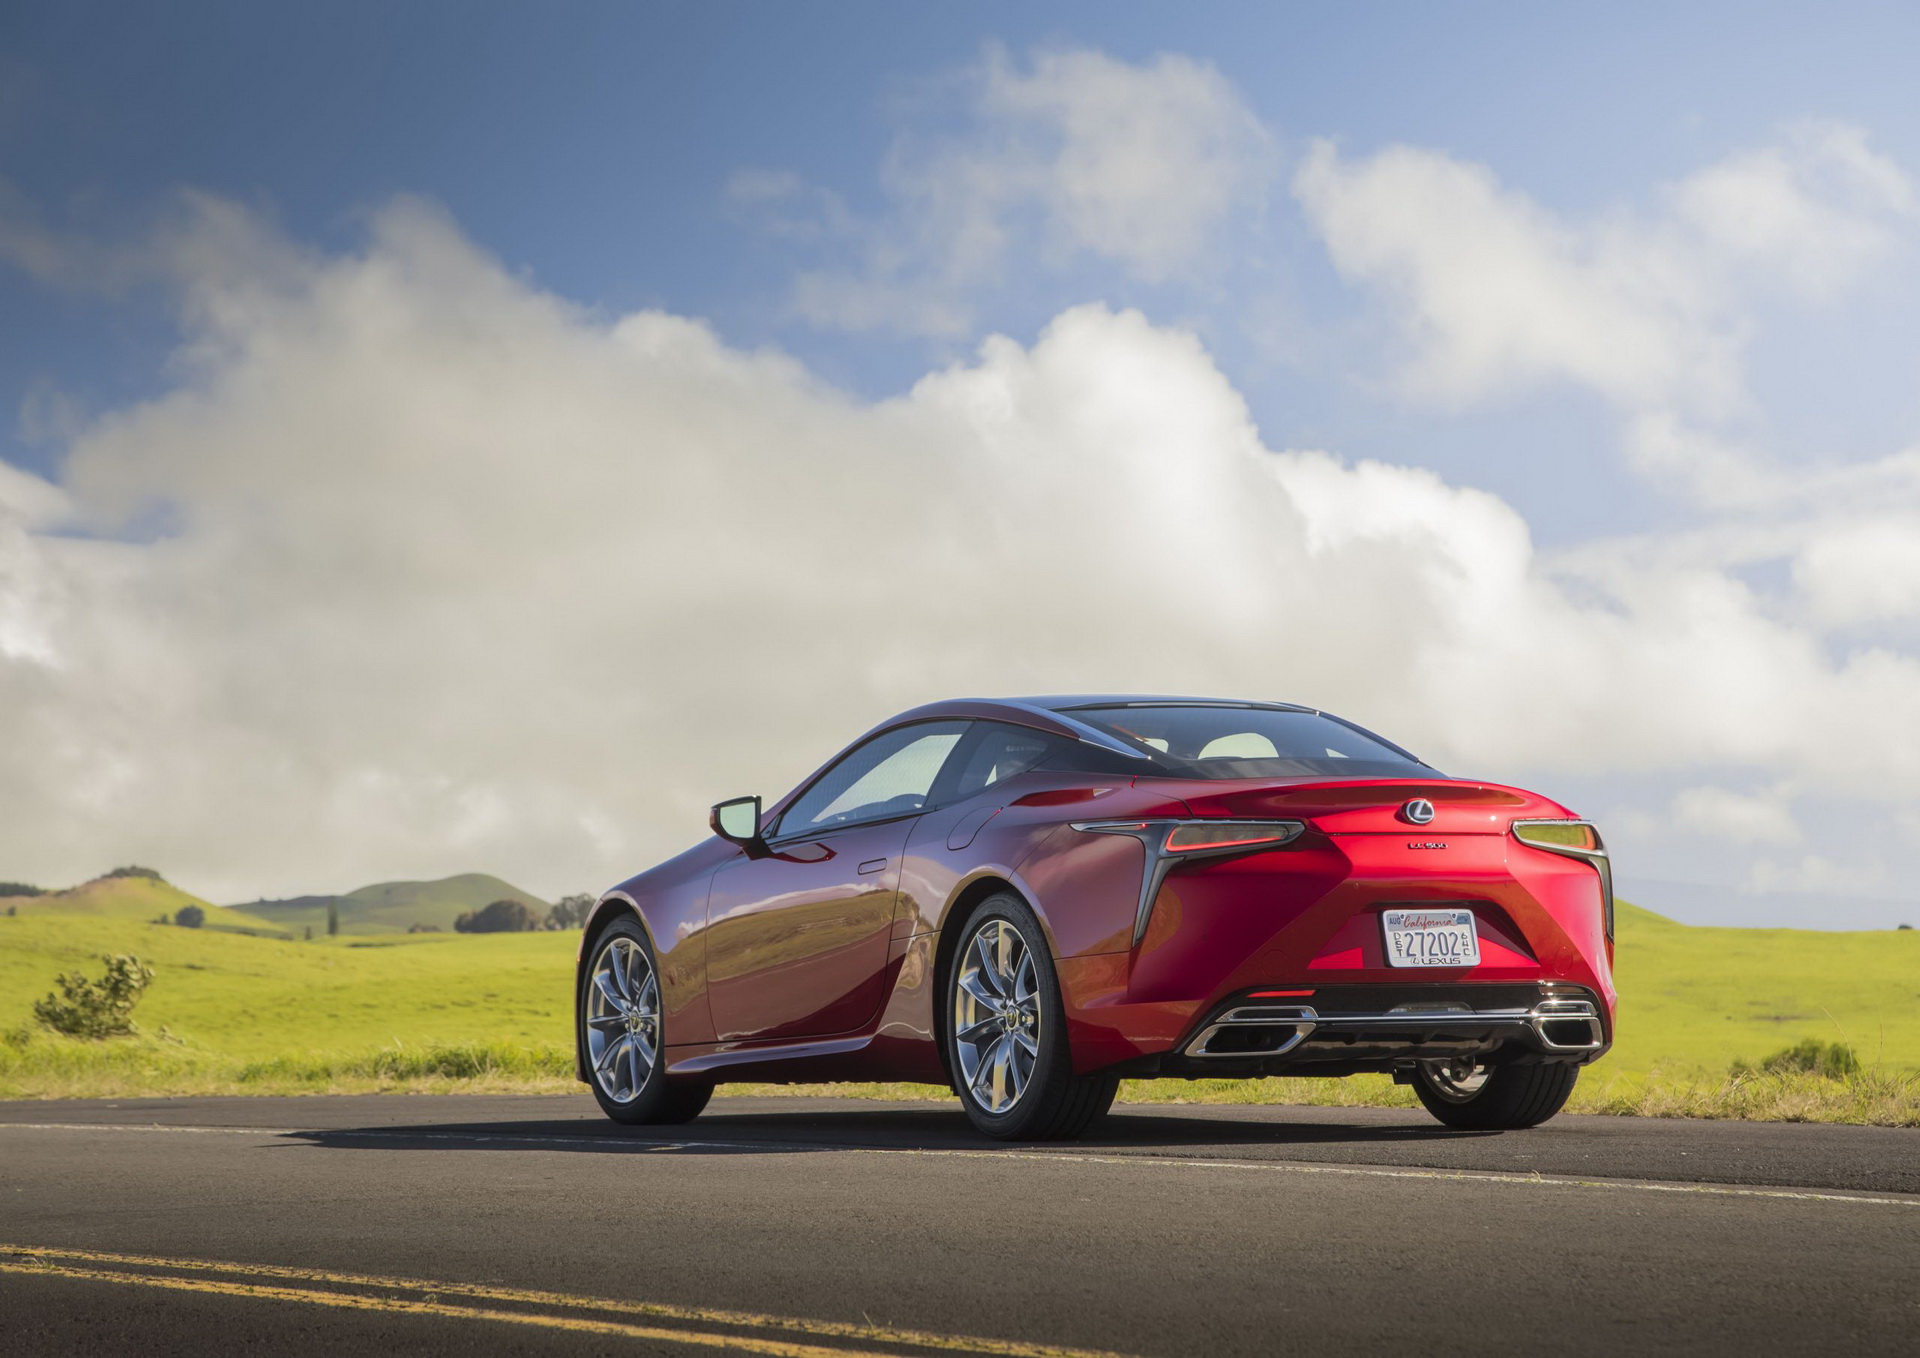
[586,935,659,1104]
[1420,1057,1492,1103]
[953,917,1042,1115]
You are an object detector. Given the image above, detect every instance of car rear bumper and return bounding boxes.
[1090,981,1610,1079]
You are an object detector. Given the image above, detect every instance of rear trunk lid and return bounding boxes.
[1156,776,1570,835]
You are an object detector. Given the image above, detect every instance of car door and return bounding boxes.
[704,721,968,1043]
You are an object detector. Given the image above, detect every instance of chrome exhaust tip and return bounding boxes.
[1529,998,1605,1051]
[1185,1005,1318,1058]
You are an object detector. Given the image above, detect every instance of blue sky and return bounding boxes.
[3,3,1919,921]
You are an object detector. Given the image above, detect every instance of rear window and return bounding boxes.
[1063,705,1433,780]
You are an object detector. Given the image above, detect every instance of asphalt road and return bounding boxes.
[3,1095,1917,1356]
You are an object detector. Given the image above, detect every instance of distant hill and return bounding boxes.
[0,872,291,938]
[237,873,550,936]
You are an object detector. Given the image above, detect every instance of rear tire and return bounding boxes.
[946,894,1118,1142]
[581,918,714,1126]
[1411,1059,1578,1130]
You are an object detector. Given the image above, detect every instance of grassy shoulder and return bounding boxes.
[3,900,1917,1125]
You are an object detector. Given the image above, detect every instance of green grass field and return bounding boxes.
[2,897,1916,1121]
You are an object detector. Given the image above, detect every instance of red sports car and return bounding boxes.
[576,697,1614,1139]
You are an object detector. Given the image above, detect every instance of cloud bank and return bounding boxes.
[5,196,1919,902]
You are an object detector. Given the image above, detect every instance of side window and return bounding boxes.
[949,723,1056,799]
[779,722,967,834]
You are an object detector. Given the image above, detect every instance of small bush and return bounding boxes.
[1734,1038,1861,1080]
[103,866,164,882]
[174,904,205,929]
[32,955,156,1039]
[454,899,540,933]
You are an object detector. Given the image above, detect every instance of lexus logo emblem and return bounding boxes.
[1401,798,1436,825]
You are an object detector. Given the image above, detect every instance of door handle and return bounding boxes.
[857,858,888,875]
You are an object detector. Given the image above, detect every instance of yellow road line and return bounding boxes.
[0,1260,909,1356]
[0,1244,1134,1358]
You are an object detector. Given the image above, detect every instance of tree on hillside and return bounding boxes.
[0,881,46,897]
[34,955,155,1038]
[454,899,540,933]
[104,866,164,882]
[327,902,339,936]
[545,894,595,930]
[174,904,205,929]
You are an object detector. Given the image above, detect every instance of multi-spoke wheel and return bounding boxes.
[580,918,712,1126]
[1410,1058,1578,1130]
[945,894,1117,1141]
[953,917,1042,1115]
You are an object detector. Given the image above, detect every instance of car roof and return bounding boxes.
[1013,694,1316,713]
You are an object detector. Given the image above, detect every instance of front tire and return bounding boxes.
[581,918,713,1126]
[946,894,1117,1141]
[1410,1059,1578,1130]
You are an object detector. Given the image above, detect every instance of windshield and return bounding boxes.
[1063,705,1434,780]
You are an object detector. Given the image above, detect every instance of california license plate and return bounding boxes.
[1382,908,1480,968]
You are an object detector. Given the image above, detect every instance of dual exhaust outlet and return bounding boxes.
[1185,997,1606,1059]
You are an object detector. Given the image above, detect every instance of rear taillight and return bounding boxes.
[1163,821,1305,853]
[1073,818,1307,946]
[1511,818,1613,941]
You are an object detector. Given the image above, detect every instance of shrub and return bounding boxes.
[174,904,205,929]
[32,955,156,1039]
[453,899,539,933]
[545,894,595,930]
[103,866,163,882]
[0,881,46,897]
[1735,1038,1861,1080]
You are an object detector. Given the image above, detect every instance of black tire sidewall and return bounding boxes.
[1412,1060,1579,1131]
[946,894,1074,1139]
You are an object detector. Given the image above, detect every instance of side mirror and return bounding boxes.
[710,795,770,858]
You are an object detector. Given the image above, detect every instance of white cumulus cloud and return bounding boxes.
[1293,123,1916,415]
[732,45,1273,335]
[6,198,1920,902]
[1671,785,1801,845]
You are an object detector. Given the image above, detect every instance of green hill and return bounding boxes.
[237,873,550,935]
[0,912,572,1065]
[0,872,290,939]
[1607,901,1920,1072]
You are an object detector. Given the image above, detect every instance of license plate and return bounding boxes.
[1382,908,1480,968]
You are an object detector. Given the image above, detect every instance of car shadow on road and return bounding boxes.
[288,1102,1498,1157]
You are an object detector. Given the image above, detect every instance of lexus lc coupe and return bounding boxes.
[575,697,1615,1140]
